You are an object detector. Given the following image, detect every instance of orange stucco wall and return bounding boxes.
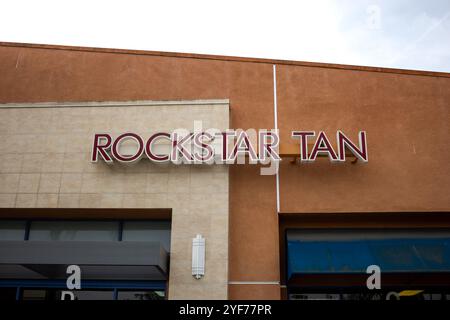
[277,65,450,213]
[0,43,449,299]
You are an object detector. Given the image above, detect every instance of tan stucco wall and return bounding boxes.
[0,99,230,299]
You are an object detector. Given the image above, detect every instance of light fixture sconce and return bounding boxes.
[192,234,205,279]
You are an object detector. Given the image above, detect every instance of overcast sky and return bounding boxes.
[1,0,449,72]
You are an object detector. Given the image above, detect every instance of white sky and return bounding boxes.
[1,0,449,72]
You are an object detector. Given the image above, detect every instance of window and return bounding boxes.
[29,221,118,241]
[122,221,171,251]
[0,219,171,249]
[0,220,26,240]
[117,290,165,300]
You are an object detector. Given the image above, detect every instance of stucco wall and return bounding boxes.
[0,99,230,299]
[277,65,450,213]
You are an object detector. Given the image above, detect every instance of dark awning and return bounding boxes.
[0,241,168,280]
[287,238,450,281]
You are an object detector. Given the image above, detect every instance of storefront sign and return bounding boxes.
[91,130,368,164]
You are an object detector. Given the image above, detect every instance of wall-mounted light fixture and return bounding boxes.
[192,234,205,279]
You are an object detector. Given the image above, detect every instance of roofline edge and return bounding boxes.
[1,41,450,78]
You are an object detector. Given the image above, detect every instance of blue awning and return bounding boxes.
[287,238,450,280]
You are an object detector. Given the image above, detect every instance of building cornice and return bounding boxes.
[1,41,450,78]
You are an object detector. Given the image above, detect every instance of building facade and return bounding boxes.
[0,42,449,300]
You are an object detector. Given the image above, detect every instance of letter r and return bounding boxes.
[91,133,113,162]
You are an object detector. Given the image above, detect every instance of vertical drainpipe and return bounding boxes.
[273,64,280,214]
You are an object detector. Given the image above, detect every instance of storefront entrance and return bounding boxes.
[0,280,165,300]
[0,218,170,300]
[281,221,450,300]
